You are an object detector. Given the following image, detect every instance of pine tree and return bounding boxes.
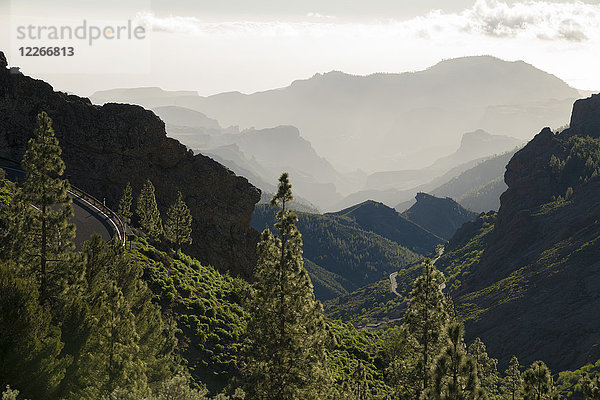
[242,173,328,400]
[20,111,75,300]
[424,322,486,400]
[57,236,176,399]
[118,182,133,225]
[78,281,148,398]
[501,356,522,400]
[522,361,557,400]
[164,191,192,249]
[135,179,162,240]
[580,374,600,399]
[0,180,28,263]
[404,258,448,393]
[468,338,500,396]
[384,326,421,398]
[0,261,69,400]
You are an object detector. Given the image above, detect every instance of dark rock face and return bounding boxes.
[403,192,478,240]
[0,52,260,277]
[569,93,600,139]
[456,94,600,371]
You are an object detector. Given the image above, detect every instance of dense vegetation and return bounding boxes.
[330,200,444,253]
[252,204,419,299]
[2,112,600,399]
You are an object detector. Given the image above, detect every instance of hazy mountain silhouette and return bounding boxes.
[192,126,343,209]
[92,56,580,172]
[334,148,518,212]
[430,151,518,212]
[363,129,522,192]
[152,106,221,130]
[427,129,522,171]
[93,87,197,105]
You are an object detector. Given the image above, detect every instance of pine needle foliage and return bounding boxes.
[20,111,75,300]
[242,173,329,400]
[164,191,192,249]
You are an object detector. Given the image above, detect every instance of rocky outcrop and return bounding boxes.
[454,94,600,371]
[0,52,261,277]
[569,93,600,139]
[403,192,478,240]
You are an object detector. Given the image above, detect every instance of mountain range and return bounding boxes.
[91,56,579,174]
[326,94,600,372]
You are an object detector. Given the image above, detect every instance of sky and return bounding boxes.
[0,0,599,96]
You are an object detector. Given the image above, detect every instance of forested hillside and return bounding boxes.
[2,53,600,399]
[251,204,419,299]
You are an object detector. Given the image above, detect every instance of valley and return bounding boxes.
[2,43,600,399]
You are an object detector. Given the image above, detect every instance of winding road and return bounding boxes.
[2,165,122,249]
[389,245,445,297]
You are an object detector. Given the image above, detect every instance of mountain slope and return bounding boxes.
[329,200,444,254]
[402,192,478,240]
[251,204,419,299]
[365,130,521,192]
[437,94,600,371]
[0,52,260,277]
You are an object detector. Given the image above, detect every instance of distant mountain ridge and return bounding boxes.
[362,129,522,194]
[425,150,517,212]
[91,56,579,173]
[427,129,522,172]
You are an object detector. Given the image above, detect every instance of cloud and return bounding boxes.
[135,0,600,42]
[306,12,336,20]
[459,0,597,41]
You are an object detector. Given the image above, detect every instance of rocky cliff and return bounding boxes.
[450,94,600,371]
[0,52,261,277]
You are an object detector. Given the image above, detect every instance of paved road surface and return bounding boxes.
[389,246,446,297]
[2,166,115,249]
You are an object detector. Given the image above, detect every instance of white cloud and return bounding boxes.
[135,0,600,43]
[460,0,599,41]
[306,12,336,20]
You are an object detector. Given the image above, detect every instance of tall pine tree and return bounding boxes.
[580,374,600,400]
[20,111,75,300]
[424,322,486,400]
[118,182,133,225]
[164,191,192,249]
[404,258,448,393]
[468,337,499,397]
[57,236,176,399]
[0,261,69,400]
[135,179,162,241]
[522,361,556,400]
[242,173,328,400]
[501,356,522,400]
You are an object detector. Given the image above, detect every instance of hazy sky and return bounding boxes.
[1,0,599,96]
